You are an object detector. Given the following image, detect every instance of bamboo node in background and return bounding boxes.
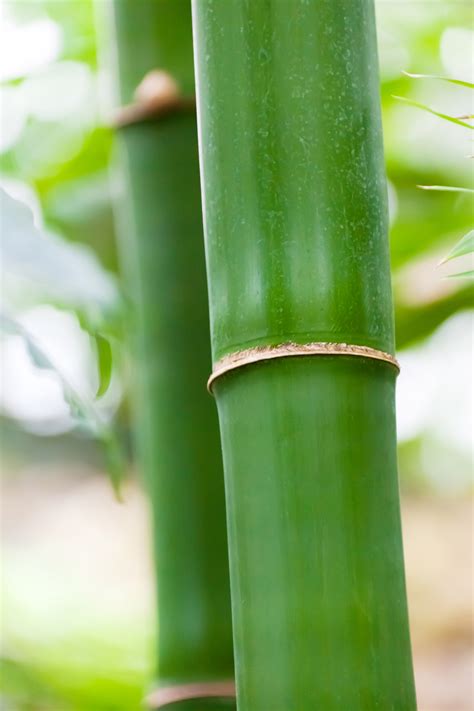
[111,70,195,127]
[208,342,400,392]
[146,680,236,708]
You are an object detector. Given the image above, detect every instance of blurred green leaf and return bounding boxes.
[94,333,113,398]
[0,656,70,710]
[103,430,125,499]
[393,95,474,129]
[0,312,125,498]
[447,270,474,279]
[395,284,474,349]
[24,338,52,371]
[0,653,145,711]
[441,230,474,264]
[403,71,474,90]
[44,169,118,274]
[418,185,474,194]
[389,176,473,269]
[0,188,119,331]
[0,311,92,429]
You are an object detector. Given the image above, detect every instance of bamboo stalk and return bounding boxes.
[192,1,417,708]
[103,0,234,702]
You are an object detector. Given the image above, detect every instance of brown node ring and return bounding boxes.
[207,342,400,393]
[146,680,236,708]
[110,70,195,128]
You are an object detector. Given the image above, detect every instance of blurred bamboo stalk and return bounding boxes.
[102,0,234,704]
[192,0,417,708]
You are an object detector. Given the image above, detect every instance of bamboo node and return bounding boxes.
[146,680,236,708]
[207,341,400,392]
[111,70,195,128]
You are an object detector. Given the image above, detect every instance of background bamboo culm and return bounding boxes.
[107,0,234,705]
[192,0,418,709]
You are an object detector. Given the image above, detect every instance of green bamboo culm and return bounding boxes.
[192,1,417,709]
[104,0,234,706]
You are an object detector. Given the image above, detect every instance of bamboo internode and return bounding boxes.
[192,0,417,707]
[106,0,234,697]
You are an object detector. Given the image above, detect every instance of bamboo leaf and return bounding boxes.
[102,431,124,501]
[441,230,474,263]
[447,270,474,279]
[0,311,93,425]
[0,311,124,498]
[417,185,474,193]
[0,188,120,330]
[94,333,113,398]
[23,338,52,371]
[403,71,474,89]
[393,95,474,129]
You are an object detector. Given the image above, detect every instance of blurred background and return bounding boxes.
[0,1,472,709]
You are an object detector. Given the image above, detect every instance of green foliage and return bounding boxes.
[1,188,120,330]
[447,270,474,279]
[403,71,474,90]
[418,185,474,193]
[397,72,473,277]
[1,0,472,707]
[94,333,113,397]
[1,180,124,490]
[442,230,474,263]
[393,94,474,129]
[0,311,125,498]
[0,654,146,711]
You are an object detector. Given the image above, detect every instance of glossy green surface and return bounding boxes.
[109,0,234,696]
[215,358,415,709]
[112,0,195,102]
[192,1,416,708]
[192,0,394,362]
[117,118,233,685]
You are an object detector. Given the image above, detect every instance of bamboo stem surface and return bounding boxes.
[192,1,417,708]
[107,0,234,699]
